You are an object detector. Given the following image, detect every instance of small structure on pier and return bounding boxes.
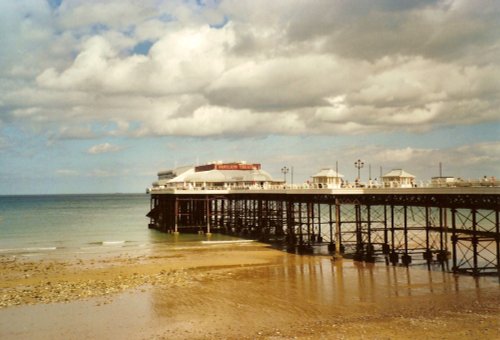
[381,169,416,188]
[312,168,344,188]
[154,166,193,188]
[431,176,457,187]
[151,161,280,190]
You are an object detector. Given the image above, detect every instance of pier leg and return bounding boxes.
[306,202,313,251]
[205,196,212,236]
[365,205,375,263]
[317,203,323,243]
[496,210,500,280]
[353,205,364,262]
[423,206,433,262]
[332,199,343,260]
[228,199,234,234]
[382,205,390,254]
[328,202,335,253]
[173,198,179,235]
[286,200,296,252]
[298,202,303,247]
[436,208,448,262]
[389,205,398,265]
[298,202,313,253]
[472,209,478,276]
[402,206,412,266]
[451,208,458,273]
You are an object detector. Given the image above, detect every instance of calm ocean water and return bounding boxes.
[0,194,235,258]
[1,194,494,269]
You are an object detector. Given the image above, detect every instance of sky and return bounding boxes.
[0,0,499,194]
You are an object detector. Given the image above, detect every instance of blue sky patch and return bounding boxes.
[132,40,154,56]
[210,15,228,29]
[47,0,63,10]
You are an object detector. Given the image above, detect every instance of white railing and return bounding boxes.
[148,178,498,193]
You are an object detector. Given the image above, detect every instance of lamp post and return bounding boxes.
[281,166,289,184]
[354,159,364,182]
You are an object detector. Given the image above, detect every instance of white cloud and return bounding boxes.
[37,25,232,95]
[56,169,79,176]
[0,0,499,140]
[88,169,114,177]
[64,168,124,178]
[135,105,307,137]
[206,55,359,110]
[276,141,500,183]
[57,126,96,140]
[87,143,121,154]
[56,1,155,31]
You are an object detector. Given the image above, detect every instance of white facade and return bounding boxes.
[431,176,457,187]
[381,169,416,188]
[152,162,280,189]
[312,168,344,188]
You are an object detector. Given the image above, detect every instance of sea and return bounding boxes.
[0,194,236,259]
[1,194,496,271]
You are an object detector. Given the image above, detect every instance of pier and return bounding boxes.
[147,186,500,277]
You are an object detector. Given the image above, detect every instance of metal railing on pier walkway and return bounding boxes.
[147,187,500,277]
[148,177,499,193]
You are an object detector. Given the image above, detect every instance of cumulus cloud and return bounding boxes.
[37,25,232,95]
[56,1,156,31]
[279,141,500,183]
[0,0,499,139]
[56,169,79,176]
[88,169,115,177]
[58,167,119,177]
[87,143,121,154]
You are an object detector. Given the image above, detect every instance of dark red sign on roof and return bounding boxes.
[195,163,261,172]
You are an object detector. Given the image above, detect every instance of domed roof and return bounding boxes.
[312,168,344,178]
[183,169,274,183]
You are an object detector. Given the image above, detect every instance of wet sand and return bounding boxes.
[1,242,499,339]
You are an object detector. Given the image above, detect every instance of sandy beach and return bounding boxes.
[1,242,499,339]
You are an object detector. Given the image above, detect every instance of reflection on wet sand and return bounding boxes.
[147,252,498,338]
[0,243,498,339]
